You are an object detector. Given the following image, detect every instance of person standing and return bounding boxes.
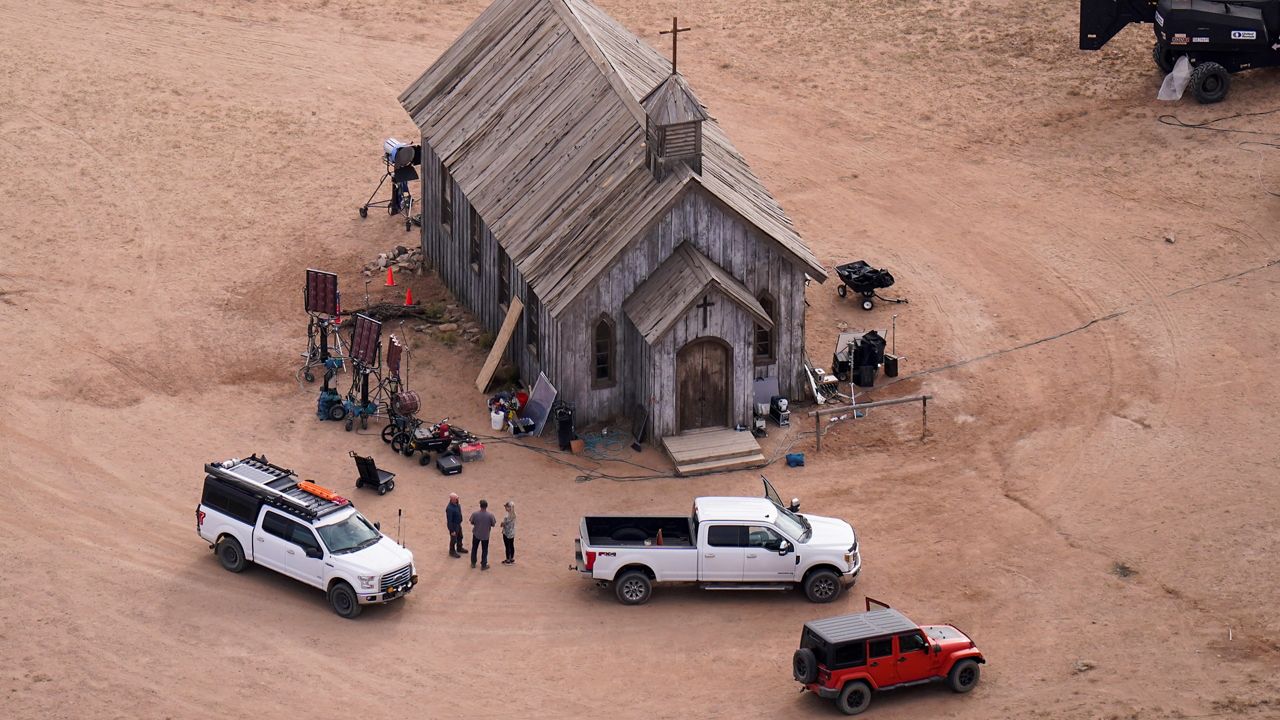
[445,493,464,558]
[501,500,517,565]
[469,499,498,570]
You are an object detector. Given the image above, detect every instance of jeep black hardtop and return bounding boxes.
[804,608,918,645]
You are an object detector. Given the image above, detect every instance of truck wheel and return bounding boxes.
[803,569,842,603]
[614,571,652,605]
[1152,42,1175,74]
[328,581,362,619]
[836,680,872,715]
[792,648,818,683]
[1190,62,1230,104]
[948,659,980,692]
[216,536,247,573]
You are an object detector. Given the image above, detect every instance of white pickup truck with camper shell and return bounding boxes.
[572,477,861,604]
[196,455,416,619]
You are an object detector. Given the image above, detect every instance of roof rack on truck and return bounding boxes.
[204,454,349,521]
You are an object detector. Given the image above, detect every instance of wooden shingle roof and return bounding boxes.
[623,242,772,345]
[399,0,827,316]
[641,74,708,125]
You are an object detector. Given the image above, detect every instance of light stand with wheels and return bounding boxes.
[341,314,386,432]
[358,139,421,233]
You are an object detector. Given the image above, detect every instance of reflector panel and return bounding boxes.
[305,269,339,316]
[386,335,403,377]
[350,314,382,366]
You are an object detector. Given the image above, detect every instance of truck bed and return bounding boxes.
[582,516,694,547]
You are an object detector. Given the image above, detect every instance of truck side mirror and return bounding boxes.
[305,547,323,559]
[375,522,381,530]
[778,540,792,556]
[789,498,801,512]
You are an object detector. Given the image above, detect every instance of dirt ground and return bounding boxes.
[2,0,1279,717]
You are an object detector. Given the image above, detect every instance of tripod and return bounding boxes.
[298,314,347,385]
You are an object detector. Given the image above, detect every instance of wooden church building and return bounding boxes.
[399,0,827,464]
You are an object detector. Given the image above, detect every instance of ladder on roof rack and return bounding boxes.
[205,455,347,520]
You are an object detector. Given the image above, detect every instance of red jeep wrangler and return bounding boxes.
[792,598,986,715]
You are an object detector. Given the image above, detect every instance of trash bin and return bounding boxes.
[555,403,576,451]
[884,354,899,378]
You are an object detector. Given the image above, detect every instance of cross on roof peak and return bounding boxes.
[658,17,692,74]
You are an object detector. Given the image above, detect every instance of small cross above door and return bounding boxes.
[696,294,715,328]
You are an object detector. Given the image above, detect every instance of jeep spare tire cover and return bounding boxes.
[793,648,818,683]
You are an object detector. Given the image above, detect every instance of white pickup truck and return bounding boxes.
[573,478,861,605]
[196,455,416,619]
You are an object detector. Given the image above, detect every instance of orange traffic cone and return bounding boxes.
[385,267,396,287]
[404,288,414,306]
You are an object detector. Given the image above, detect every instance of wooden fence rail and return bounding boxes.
[807,394,933,451]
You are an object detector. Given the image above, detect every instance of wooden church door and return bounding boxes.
[677,338,730,431]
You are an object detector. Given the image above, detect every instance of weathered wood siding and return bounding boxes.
[418,141,550,387]
[646,287,756,438]
[421,141,806,440]
[554,186,810,439]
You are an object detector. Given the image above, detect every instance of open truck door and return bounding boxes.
[762,475,800,513]
[1080,0,1158,49]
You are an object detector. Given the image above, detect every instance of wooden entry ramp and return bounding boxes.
[662,429,765,477]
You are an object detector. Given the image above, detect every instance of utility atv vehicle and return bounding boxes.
[1081,0,1280,103]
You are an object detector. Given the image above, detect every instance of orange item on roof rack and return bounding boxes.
[297,480,348,505]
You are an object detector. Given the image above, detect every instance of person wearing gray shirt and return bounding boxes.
[469,499,498,570]
[501,500,517,565]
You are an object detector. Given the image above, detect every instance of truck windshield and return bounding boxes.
[774,506,810,542]
[317,512,381,554]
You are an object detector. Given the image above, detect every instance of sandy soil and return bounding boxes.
[2,0,1278,718]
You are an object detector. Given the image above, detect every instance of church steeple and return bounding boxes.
[642,72,707,180]
[644,17,706,180]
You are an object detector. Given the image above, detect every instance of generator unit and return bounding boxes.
[1080,0,1280,103]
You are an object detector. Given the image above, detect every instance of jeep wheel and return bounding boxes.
[792,648,818,683]
[948,659,980,692]
[836,680,872,715]
[1190,61,1230,104]
[614,571,652,605]
[803,569,842,603]
[216,536,247,573]
[328,581,362,619]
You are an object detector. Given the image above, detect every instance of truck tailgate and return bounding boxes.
[574,517,591,574]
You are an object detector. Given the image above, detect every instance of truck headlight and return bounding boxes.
[358,575,377,590]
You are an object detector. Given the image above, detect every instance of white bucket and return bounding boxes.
[490,410,505,431]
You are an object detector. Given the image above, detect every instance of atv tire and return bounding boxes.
[1152,42,1176,74]
[1190,62,1230,104]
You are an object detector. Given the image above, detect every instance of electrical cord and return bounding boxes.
[1157,107,1280,135]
